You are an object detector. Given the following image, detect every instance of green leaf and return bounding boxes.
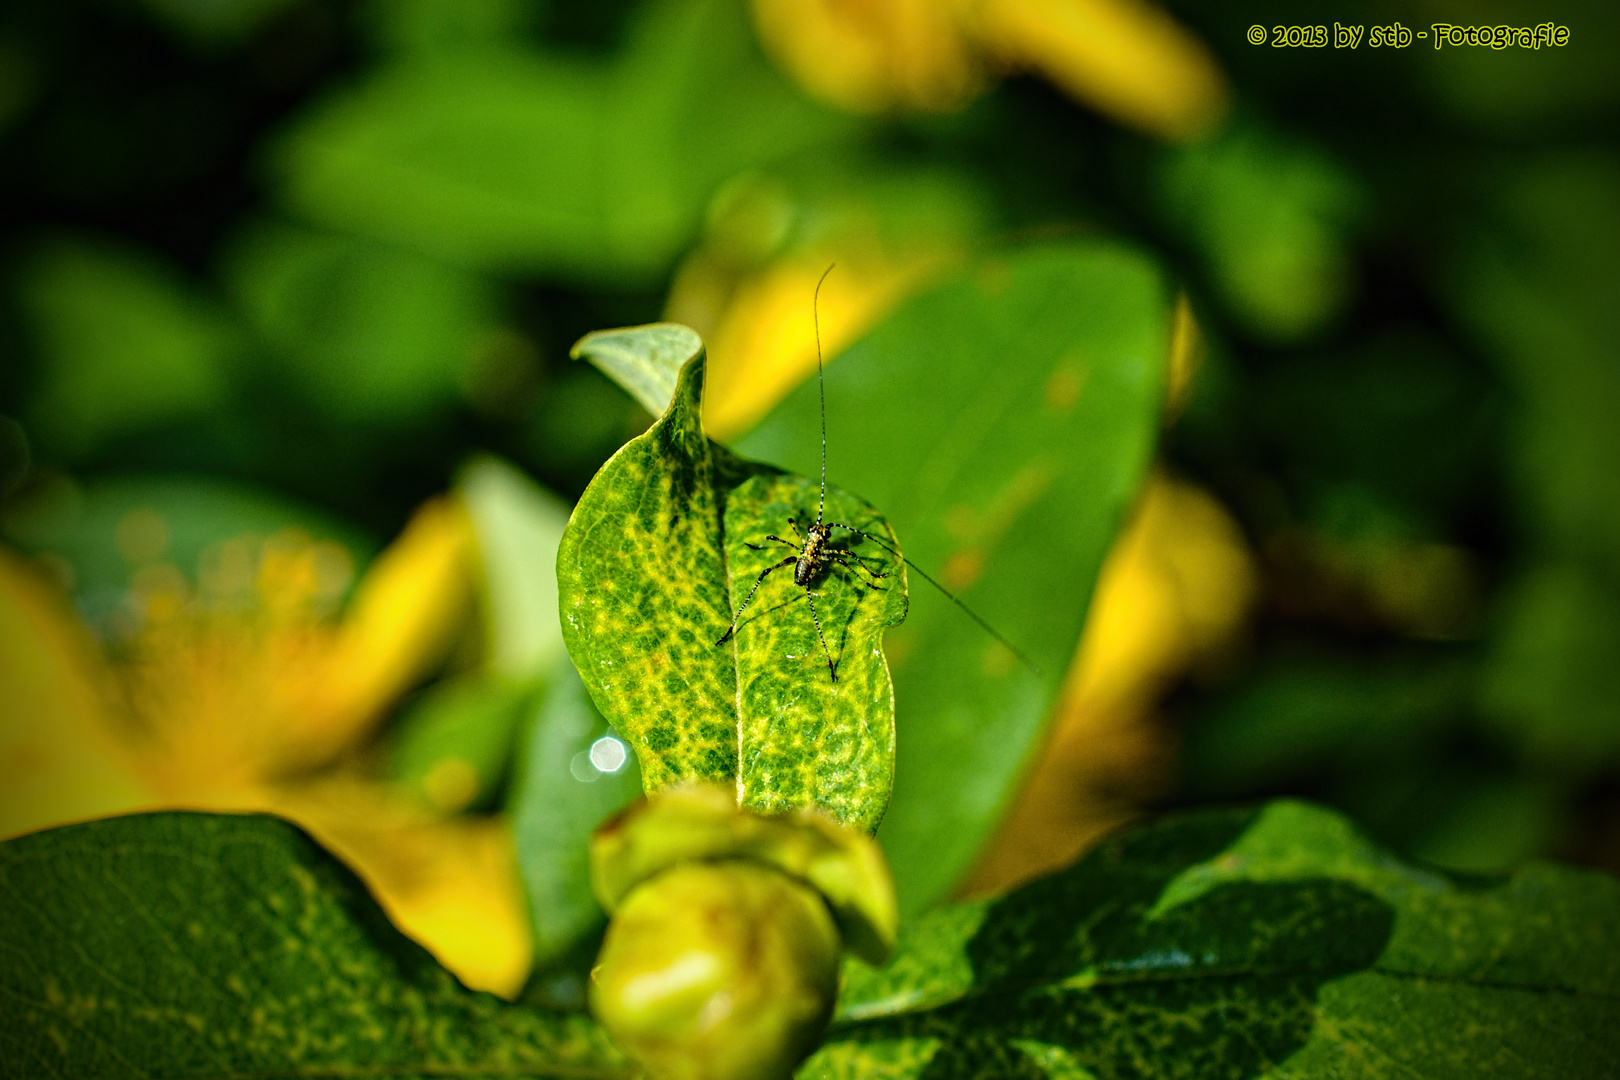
[558,336,908,832]
[0,812,629,1079]
[225,221,501,425]
[816,800,1620,1079]
[734,241,1169,914]
[272,0,851,283]
[459,455,573,682]
[19,237,237,458]
[1156,119,1364,344]
[385,673,535,812]
[1481,561,1620,771]
[361,0,540,57]
[570,322,696,417]
[511,658,642,965]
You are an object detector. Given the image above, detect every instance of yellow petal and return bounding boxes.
[0,547,154,840]
[673,251,959,441]
[1065,473,1256,714]
[749,0,985,113]
[975,0,1228,140]
[278,496,476,769]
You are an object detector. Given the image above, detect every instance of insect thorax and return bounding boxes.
[795,523,834,586]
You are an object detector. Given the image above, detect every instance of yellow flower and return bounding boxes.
[749,0,1228,139]
[0,496,533,997]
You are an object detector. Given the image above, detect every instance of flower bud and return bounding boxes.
[589,859,841,1080]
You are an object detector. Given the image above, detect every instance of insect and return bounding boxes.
[715,266,1039,684]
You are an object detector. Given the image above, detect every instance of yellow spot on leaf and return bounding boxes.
[1044,354,1088,413]
[942,549,984,591]
[981,641,1017,678]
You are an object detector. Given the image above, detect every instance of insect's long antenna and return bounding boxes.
[813,263,834,525]
[827,523,1043,678]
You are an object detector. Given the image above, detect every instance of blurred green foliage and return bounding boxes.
[19,237,238,457]
[2,0,1618,963]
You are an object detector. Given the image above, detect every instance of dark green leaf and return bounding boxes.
[1449,151,1620,571]
[558,339,908,832]
[1481,562,1620,771]
[1182,655,1474,796]
[361,0,539,57]
[0,812,629,1079]
[1156,120,1364,344]
[511,657,642,964]
[815,800,1620,1079]
[735,241,1169,913]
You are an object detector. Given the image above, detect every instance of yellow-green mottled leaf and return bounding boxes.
[0,812,629,1079]
[570,322,696,418]
[558,338,907,832]
[810,800,1620,1080]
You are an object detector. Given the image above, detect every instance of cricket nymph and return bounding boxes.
[714,264,1038,686]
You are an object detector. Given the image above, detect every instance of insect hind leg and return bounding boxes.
[803,586,836,684]
[716,556,795,645]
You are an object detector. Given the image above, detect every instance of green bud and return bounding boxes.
[586,785,899,1080]
[589,860,841,1080]
[591,784,897,965]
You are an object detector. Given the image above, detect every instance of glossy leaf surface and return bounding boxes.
[0,812,628,1079]
[735,241,1170,912]
[812,800,1620,1080]
[559,337,907,831]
